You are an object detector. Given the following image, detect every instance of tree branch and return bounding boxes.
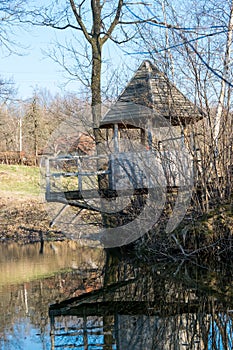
[108,27,138,45]
[44,22,81,31]
[69,0,92,43]
[102,0,123,44]
[119,16,156,25]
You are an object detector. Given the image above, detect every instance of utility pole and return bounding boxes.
[19,115,22,153]
[18,103,23,164]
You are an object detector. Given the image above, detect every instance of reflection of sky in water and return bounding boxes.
[2,320,50,350]
[51,317,117,349]
[1,313,233,350]
[2,318,117,350]
[0,242,233,349]
[208,317,233,350]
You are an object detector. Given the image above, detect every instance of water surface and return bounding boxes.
[0,241,233,349]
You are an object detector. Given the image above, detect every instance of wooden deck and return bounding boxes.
[46,188,149,201]
[43,150,186,211]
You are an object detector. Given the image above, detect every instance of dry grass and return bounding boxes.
[0,164,65,243]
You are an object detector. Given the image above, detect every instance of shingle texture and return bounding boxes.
[100,60,204,128]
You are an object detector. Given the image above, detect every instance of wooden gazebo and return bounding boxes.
[44,60,204,208]
[100,60,204,146]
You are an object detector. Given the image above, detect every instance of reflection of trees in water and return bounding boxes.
[0,268,103,347]
[0,244,233,349]
[49,254,233,349]
[116,311,233,349]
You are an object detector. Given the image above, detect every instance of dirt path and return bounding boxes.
[0,193,65,244]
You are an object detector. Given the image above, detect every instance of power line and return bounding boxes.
[144,6,226,31]
[125,5,233,88]
[124,29,228,55]
[187,41,233,88]
[125,5,227,31]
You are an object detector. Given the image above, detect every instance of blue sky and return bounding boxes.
[0,1,229,103]
[0,24,83,100]
[0,19,132,101]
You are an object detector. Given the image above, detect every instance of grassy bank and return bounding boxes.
[0,164,41,198]
[1,164,232,260]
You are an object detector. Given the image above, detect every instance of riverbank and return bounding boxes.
[0,194,65,243]
[133,200,233,263]
[0,164,232,259]
[0,164,65,243]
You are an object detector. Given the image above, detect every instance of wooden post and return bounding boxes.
[45,158,51,198]
[114,124,119,153]
[181,125,185,149]
[83,313,88,350]
[78,158,82,191]
[141,128,146,146]
[50,314,55,350]
[148,130,152,150]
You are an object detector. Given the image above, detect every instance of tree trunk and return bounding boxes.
[214,2,233,148]
[91,40,110,198]
[91,42,105,155]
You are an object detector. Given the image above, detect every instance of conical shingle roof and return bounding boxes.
[100,60,204,128]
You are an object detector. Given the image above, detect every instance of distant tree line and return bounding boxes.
[0,91,91,165]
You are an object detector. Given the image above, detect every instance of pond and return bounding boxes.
[0,241,233,349]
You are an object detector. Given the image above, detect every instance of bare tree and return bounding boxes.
[214,3,233,145]
[0,0,29,101]
[0,1,27,53]
[0,104,17,152]
[26,1,161,152]
[131,0,233,209]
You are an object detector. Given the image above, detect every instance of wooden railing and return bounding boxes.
[44,154,111,198]
[44,150,191,202]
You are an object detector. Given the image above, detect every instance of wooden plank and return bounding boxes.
[49,279,137,314]
[46,188,150,201]
[49,300,211,318]
[46,187,178,212]
[50,170,110,178]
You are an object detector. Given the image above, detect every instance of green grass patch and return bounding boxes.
[0,164,41,197]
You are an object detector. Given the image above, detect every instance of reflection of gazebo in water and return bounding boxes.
[45,60,204,210]
[48,262,233,350]
[49,277,199,350]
